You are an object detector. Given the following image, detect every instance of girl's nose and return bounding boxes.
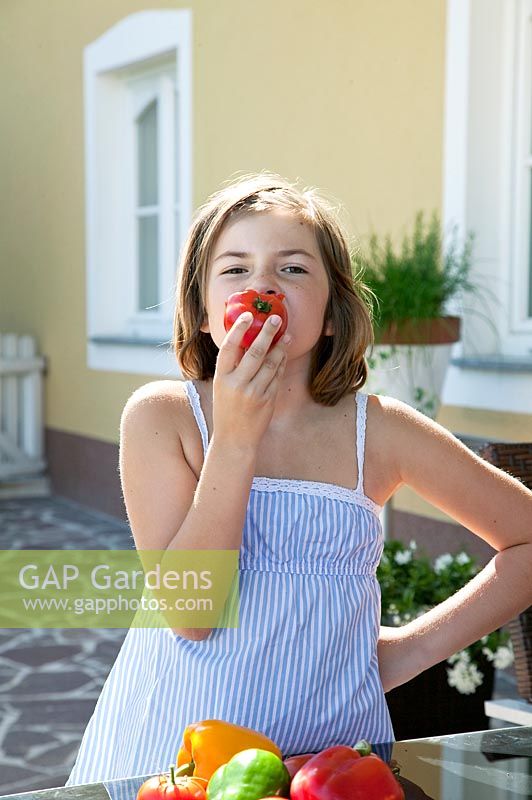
[245,286,279,296]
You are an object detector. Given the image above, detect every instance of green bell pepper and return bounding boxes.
[206,748,290,800]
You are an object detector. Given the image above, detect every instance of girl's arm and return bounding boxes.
[376,397,532,693]
[120,314,287,641]
[120,381,258,641]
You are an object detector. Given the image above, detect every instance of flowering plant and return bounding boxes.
[377,539,514,695]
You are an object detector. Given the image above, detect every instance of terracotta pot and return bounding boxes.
[376,316,461,346]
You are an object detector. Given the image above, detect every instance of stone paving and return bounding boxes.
[0,495,522,797]
[0,497,132,795]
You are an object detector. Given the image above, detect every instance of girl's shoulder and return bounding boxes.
[121,379,192,438]
[119,377,205,495]
[363,392,455,490]
[124,380,188,416]
[371,395,532,554]
[362,393,405,503]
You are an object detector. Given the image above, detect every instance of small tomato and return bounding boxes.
[224,290,288,351]
[137,765,207,800]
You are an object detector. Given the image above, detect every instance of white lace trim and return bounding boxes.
[251,476,382,517]
[183,381,380,517]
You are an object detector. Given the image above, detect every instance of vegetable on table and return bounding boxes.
[136,765,208,800]
[223,290,288,351]
[176,719,283,781]
[289,741,405,800]
[207,748,291,800]
[283,754,316,781]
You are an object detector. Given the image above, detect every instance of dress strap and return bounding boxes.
[182,380,209,457]
[355,392,368,495]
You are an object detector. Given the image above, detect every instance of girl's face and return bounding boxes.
[201,210,334,357]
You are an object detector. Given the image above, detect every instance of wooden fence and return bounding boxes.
[0,333,47,484]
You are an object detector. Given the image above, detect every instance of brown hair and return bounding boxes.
[173,172,375,406]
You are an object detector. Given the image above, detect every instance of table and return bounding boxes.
[0,726,531,800]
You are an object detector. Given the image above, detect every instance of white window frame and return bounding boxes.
[84,10,192,377]
[511,0,532,333]
[442,0,532,414]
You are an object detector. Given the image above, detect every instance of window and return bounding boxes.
[84,10,192,376]
[513,0,532,330]
[442,0,532,414]
[128,65,179,333]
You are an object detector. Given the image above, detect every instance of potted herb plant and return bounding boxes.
[356,210,496,418]
[377,539,513,740]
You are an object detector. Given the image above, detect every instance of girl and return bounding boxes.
[66,172,532,785]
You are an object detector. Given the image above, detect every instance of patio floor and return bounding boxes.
[0,497,130,795]
[0,495,523,796]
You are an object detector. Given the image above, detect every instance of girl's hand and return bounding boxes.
[212,311,290,451]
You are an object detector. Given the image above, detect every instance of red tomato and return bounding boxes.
[224,290,288,351]
[136,767,207,800]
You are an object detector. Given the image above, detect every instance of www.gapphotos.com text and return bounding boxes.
[21,595,214,615]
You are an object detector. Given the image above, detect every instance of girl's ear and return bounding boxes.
[324,318,334,336]
[200,313,210,333]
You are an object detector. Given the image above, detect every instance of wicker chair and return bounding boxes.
[478,441,532,702]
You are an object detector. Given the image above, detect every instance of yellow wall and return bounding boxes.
[439,404,532,442]
[1,0,446,444]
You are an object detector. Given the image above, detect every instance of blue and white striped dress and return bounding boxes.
[66,380,394,787]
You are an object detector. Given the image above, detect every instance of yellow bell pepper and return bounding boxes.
[176,719,282,781]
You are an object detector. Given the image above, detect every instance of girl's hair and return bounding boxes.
[173,171,375,406]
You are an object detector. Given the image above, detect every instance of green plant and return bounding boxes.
[377,539,513,695]
[355,210,496,339]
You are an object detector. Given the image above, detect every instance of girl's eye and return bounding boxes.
[222,266,306,274]
[284,265,306,274]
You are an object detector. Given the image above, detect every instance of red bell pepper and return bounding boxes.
[289,742,404,800]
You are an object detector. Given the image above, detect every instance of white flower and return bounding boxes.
[493,646,514,670]
[447,659,484,695]
[392,614,402,626]
[434,553,453,573]
[482,646,495,662]
[448,649,470,665]
[481,635,489,645]
[409,540,417,551]
[394,550,412,565]
[456,552,470,565]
